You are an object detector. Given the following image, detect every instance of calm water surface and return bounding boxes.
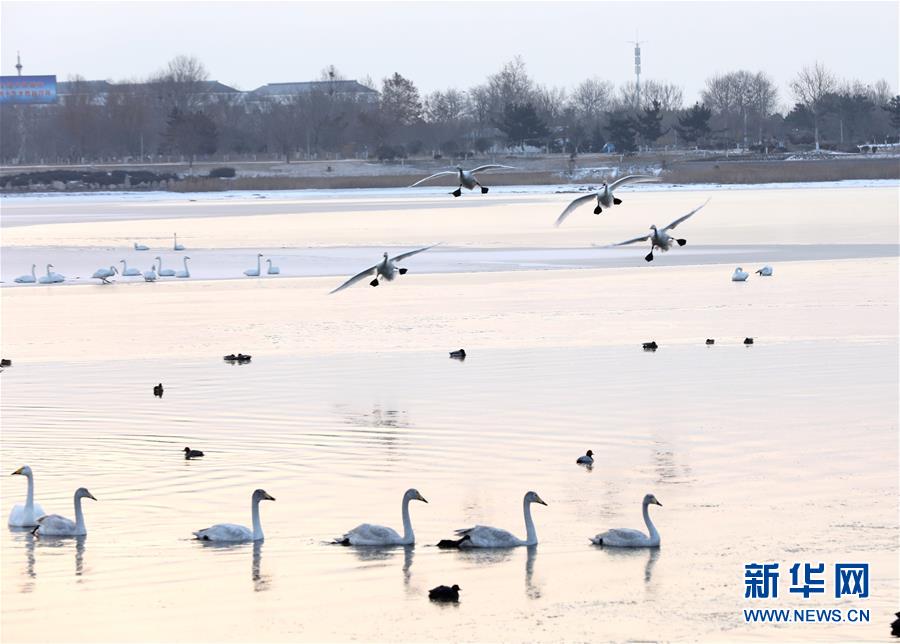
[2,343,897,642]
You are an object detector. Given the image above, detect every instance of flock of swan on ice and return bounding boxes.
[12,170,773,289]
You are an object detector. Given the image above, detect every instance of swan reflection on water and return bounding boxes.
[342,543,415,588]
[195,539,272,592]
[252,541,270,592]
[597,545,661,583]
[450,544,542,598]
[9,531,89,589]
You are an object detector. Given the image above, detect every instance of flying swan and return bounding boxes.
[590,493,662,547]
[410,165,515,197]
[554,175,660,227]
[335,488,428,546]
[8,465,47,528]
[440,491,547,548]
[193,489,275,542]
[329,245,438,294]
[32,487,96,537]
[603,199,709,262]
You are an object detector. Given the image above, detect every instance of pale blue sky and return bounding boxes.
[2,1,897,107]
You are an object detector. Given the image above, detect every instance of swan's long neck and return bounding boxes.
[251,497,263,540]
[30,265,36,278]
[183,257,189,269]
[24,472,35,514]
[400,496,414,543]
[157,257,164,271]
[523,499,538,545]
[643,502,659,542]
[74,493,86,533]
[46,264,53,277]
[256,255,262,273]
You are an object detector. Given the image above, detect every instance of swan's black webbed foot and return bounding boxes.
[593,206,602,214]
[613,197,622,205]
[645,252,654,262]
[398,268,408,275]
[480,186,489,194]
[369,279,379,287]
[677,239,687,246]
[451,188,462,197]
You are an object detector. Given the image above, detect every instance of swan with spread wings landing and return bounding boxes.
[329,244,438,294]
[409,165,515,197]
[602,199,709,262]
[334,488,428,546]
[554,175,660,226]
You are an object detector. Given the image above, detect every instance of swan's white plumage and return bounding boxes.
[590,493,662,547]
[8,465,46,527]
[33,487,96,537]
[14,265,37,283]
[266,259,280,275]
[193,489,274,543]
[244,254,263,277]
[336,488,427,546]
[453,491,546,548]
[732,267,749,282]
[155,256,176,277]
[120,260,141,276]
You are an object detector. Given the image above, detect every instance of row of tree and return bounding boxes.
[1,55,897,164]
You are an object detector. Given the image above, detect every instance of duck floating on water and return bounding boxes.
[576,450,594,465]
[449,349,466,360]
[184,447,204,459]
[428,584,461,602]
[153,383,164,398]
[642,341,658,351]
[744,337,754,345]
[705,339,715,345]
[224,353,252,363]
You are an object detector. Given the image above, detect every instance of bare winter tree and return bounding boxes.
[471,57,536,128]
[791,62,838,150]
[571,78,613,121]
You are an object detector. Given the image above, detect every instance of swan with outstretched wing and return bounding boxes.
[554,174,660,226]
[329,244,438,294]
[410,165,515,197]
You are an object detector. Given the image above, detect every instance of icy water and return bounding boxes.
[1,184,898,642]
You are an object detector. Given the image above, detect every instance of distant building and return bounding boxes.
[250,80,379,104]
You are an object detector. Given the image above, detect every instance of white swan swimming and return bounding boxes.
[92,265,118,284]
[38,264,64,284]
[8,465,47,528]
[193,489,275,542]
[155,256,176,277]
[134,242,150,251]
[119,259,141,276]
[244,253,263,277]
[410,165,515,197]
[33,487,96,537]
[603,199,709,262]
[173,233,184,251]
[590,493,662,547]
[554,175,660,226]
[756,265,773,276]
[576,450,594,465]
[732,267,749,282]
[329,244,438,294]
[266,258,280,275]
[175,257,191,278]
[143,265,158,282]
[335,488,428,546]
[445,491,547,548]
[14,265,37,284]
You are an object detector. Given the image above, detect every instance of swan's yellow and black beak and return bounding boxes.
[11,467,23,476]
[264,493,276,501]
[417,493,428,503]
[535,495,548,506]
[87,492,97,501]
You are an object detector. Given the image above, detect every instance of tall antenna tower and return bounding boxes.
[627,34,645,109]
[15,51,23,76]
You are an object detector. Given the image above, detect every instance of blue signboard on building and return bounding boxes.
[0,75,57,104]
